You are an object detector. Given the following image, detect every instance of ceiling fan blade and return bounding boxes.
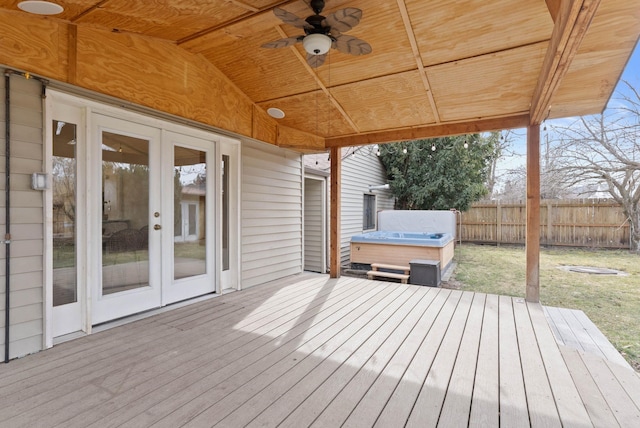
[262,36,303,49]
[323,8,362,33]
[307,53,327,68]
[274,7,312,30]
[334,34,372,55]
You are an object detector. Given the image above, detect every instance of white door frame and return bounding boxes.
[218,139,241,292]
[303,175,328,273]
[44,90,241,347]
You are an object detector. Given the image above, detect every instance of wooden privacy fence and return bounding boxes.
[461,199,630,249]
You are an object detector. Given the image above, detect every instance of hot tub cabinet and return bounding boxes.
[350,231,454,271]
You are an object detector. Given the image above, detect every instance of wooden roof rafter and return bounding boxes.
[273,25,360,134]
[395,0,441,123]
[545,0,562,22]
[177,0,297,45]
[325,113,530,148]
[530,0,602,125]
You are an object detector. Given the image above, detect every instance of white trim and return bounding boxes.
[301,160,305,273]
[218,140,241,292]
[303,174,328,274]
[44,89,242,340]
[43,96,53,349]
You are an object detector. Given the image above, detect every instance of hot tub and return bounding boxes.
[350,231,454,270]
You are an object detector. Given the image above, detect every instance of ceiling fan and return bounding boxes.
[262,0,372,68]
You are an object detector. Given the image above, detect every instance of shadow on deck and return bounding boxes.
[1,273,639,427]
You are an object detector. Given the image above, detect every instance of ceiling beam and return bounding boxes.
[530,0,601,125]
[325,114,529,148]
[228,1,260,13]
[274,26,360,134]
[177,0,296,45]
[545,0,561,22]
[395,0,441,123]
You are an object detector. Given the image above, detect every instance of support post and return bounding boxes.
[526,124,541,302]
[329,147,341,278]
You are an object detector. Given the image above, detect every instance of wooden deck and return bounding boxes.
[544,306,632,370]
[1,274,639,427]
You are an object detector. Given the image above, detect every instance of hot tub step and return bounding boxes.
[370,263,410,274]
[367,270,410,284]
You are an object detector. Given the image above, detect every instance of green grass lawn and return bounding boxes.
[450,244,640,371]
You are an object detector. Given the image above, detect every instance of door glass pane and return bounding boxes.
[52,120,77,306]
[101,132,150,295]
[174,146,206,280]
[222,155,229,271]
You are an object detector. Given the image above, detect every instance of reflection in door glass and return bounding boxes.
[174,146,206,280]
[101,132,150,295]
[52,120,77,306]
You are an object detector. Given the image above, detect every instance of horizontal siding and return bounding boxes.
[340,148,394,264]
[242,230,301,245]
[241,141,302,288]
[0,74,44,359]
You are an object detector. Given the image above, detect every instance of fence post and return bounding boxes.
[496,201,502,246]
[546,201,553,245]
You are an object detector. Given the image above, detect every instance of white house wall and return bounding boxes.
[241,141,303,288]
[0,76,45,359]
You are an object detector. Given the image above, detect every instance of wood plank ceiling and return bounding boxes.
[1,0,638,151]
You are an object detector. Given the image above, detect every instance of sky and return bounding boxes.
[493,42,640,179]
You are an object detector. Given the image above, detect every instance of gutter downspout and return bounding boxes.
[4,71,11,363]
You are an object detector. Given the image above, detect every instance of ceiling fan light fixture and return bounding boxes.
[303,34,331,56]
[18,1,63,15]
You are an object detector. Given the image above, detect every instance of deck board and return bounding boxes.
[544,305,630,369]
[527,303,593,426]
[340,289,452,427]
[513,299,562,427]
[302,288,442,428]
[469,293,500,428]
[498,295,530,427]
[437,292,486,427]
[0,274,638,428]
[373,290,462,427]
[405,291,475,427]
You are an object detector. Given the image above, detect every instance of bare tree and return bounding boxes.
[484,130,521,199]
[550,80,640,251]
[494,136,574,201]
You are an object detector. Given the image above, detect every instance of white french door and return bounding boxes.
[47,91,236,340]
[162,131,215,305]
[50,104,84,337]
[91,114,163,324]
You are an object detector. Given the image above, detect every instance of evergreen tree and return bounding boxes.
[378,134,495,211]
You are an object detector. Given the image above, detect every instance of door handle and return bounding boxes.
[154,224,161,230]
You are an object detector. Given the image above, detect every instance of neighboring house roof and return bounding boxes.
[182,183,206,196]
